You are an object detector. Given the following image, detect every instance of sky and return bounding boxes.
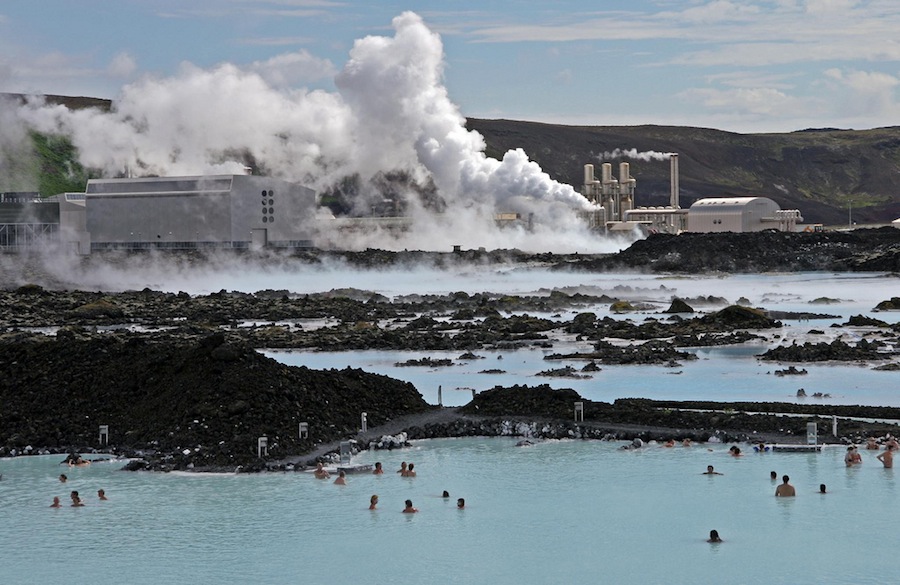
[2,0,900,134]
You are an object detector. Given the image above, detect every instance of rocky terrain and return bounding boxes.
[2,228,900,470]
[0,331,432,471]
[559,227,900,273]
[1,265,898,470]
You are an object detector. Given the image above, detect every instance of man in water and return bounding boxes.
[707,530,722,543]
[372,462,383,475]
[70,491,84,507]
[877,445,894,468]
[402,499,418,513]
[313,462,330,480]
[369,495,378,510]
[59,474,67,483]
[819,484,827,494]
[457,498,465,509]
[770,471,778,481]
[333,470,347,485]
[775,475,796,497]
[50,496,62,508]
[702,465,722,475]
[97,489,108,500]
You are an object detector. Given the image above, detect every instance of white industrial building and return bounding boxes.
[688,197,803,233]
[584,155,804,234]
[60,175,316,254]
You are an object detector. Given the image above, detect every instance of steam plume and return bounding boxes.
[6,12,626,253]
[599,148,676,162]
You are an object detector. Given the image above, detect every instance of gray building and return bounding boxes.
[688,197,802,233]
[79,175,316,252]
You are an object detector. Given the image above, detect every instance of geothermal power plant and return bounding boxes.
[1,154,808,253]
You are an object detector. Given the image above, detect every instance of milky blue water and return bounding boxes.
[3,271,897,584]
[261,270,899,408]
[2,439,897,585]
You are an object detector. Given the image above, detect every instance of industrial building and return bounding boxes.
[58,175,316,254]
[0,193,60,250]
[688,197,802,233]
[584,154,803,234]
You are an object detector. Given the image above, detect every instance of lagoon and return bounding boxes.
[2,438,897,585]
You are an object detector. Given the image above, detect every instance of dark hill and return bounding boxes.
[469,119,900,224]
[0,331,431,470]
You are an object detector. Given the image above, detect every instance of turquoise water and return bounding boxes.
[1,439,896,585]
[263,270,900,408]
[269,344,900,407]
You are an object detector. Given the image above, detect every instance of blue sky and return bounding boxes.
[2,0,899,133]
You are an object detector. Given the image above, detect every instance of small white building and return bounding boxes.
[688,197,802,233]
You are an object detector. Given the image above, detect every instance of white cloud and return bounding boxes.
[247,50,336,87]
[107,53,137,78]
[677,86,807,116]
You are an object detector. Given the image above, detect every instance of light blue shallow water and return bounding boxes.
[263,270,900,408]
[2,440,897,585]
[269,343,900,407]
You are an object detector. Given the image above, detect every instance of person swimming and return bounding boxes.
[334,470,347,485]
[50,496,62,508]
[402,499,418,513]
[373,462,383,475]
[729,445,742,457]
[369,495,378,510]
[457,498,465,509]
[314,462,330,479]
[702,465,723,475]
[97,489,108,500]
[775,475,796,497]
[70,491,84,507]
[707,530,723,543]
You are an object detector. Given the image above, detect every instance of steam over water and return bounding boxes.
[2,12,615,253]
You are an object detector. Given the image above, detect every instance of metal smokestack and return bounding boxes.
[669,153,680,208]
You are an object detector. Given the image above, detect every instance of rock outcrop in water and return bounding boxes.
[0,331,431,470]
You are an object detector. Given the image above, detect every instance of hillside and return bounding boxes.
[4,93,900,224]
[467,118,900,225]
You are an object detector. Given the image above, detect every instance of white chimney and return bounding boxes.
[669,153,680,208]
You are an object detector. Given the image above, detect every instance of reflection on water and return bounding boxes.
[2,439,897,585]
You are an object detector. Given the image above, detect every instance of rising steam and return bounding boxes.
[5,12,628,254]
[599,148,676,162]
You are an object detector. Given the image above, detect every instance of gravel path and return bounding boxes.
[276,407,475,467]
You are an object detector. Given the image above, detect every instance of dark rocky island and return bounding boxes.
[2,229,900,470]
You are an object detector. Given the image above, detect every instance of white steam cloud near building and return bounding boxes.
[4,12,632,254]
